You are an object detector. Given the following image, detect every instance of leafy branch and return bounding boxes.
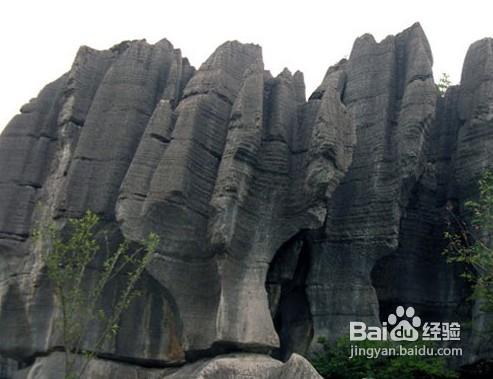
[437,73,452,96]
[33,210,159,379]
[444,170,493,315]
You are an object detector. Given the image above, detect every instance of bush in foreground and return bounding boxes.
[311,337,458,379]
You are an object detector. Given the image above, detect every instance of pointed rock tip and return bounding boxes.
[467,37,493,51]
[155,38,175,50]
[350,23,432,62]
[355,22,426,47]
[76,45,101,55]
[355,33,376,44]
[460,37,493,85]
[109,40,135,54]
[79,38,171,56]
[331,58,348,70]
[399,21,428,40]
[399,22,433,64]
[207,40,263,68]
[216,40,262,54]
[278,67,293,78]
[108,39,151,52]
[409,21,423,31]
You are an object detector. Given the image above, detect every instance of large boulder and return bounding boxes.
[13,352,321,379]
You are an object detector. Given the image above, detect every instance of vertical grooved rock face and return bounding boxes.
[56,40,190,219]
[451,37,493,359]
[307,23,440,346]
[1,24,493,377]
[0,75,67,240]
[455,38,493,196]
[114,40,353,354]
[0,35,353,372]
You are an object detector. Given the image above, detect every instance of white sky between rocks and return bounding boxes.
[0,0,492,132]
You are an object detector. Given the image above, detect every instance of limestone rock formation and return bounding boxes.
[0,22,493,377]
[308,22,440,344]
[13,352,320,379]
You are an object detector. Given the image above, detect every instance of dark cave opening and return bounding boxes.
[266,232,314,361]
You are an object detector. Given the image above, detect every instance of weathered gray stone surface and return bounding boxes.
[13,352,321,379]
[162,353,322,379]
[0,23,493,377]
[307,22,440,344]
[12,352,169,379]
[445,37,493,360]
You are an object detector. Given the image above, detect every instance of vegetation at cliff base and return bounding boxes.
[311,337,457,379]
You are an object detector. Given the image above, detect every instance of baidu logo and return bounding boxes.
[349,306,460,342]
[388,306,421,341]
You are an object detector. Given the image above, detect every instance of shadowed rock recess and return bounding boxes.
[0,23,492,377]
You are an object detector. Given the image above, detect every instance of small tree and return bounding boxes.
[33,210,159,379]
[437,73,452,96]
[444,171,493,315]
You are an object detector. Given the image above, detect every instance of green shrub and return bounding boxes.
[445,170,493,316]
[34,210,159,379]
[311,337,458,379]
[437,73,452,96]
